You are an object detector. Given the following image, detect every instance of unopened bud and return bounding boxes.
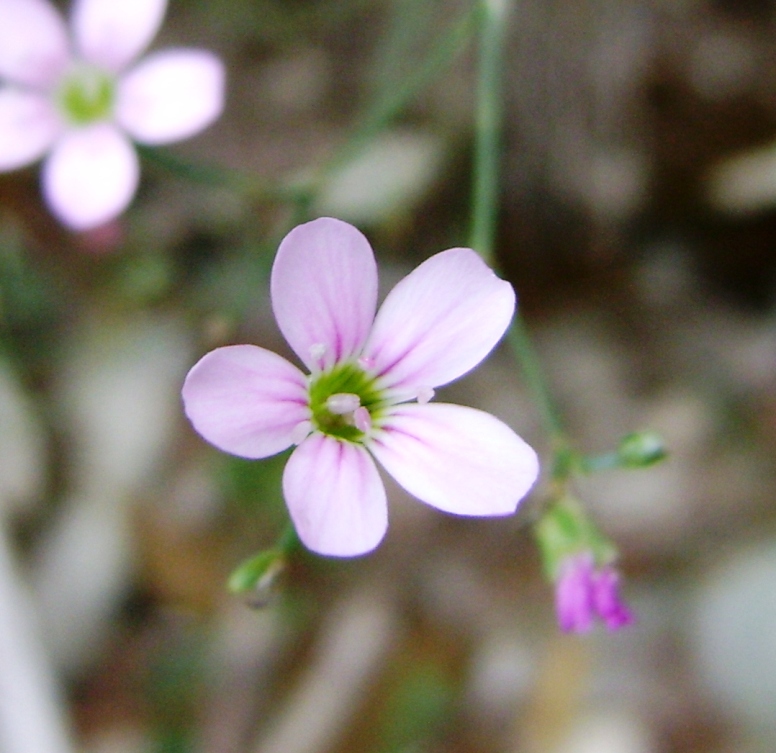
[228,549,286,608]
[617,431,666,468]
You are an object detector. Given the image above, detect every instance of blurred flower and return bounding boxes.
[555,552,634,633]
[0,0,224,230]
[535,495,634,633]
[183,217,539,556]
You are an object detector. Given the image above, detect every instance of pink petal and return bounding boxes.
[283,434,387,556]
[182,345,309,460]
[271,218,378,371]
[71,0,167,72]
[364,248,515,393]
[115,49,225,145]
[0,0,70,87]
[369,403,538,516]
[41,123,139,230]
[0,90,60,170]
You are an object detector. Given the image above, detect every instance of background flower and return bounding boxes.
[0,0,224,230]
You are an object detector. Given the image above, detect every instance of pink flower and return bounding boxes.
[0,0,224,230]
[183,218,539,556]
[555,552,634,633]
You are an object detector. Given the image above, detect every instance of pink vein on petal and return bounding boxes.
[182,344,309,459]
[369,402,538,517]
[283,433,388,556]
[271,218,378,371]
[363,248,515,392]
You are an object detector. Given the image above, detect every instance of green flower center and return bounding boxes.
[308,361,386,442]
[58,66,115,125]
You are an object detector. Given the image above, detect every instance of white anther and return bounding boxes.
[309,343,327,368]
[326,393,361,415]
[353,406,372,434]
[416,386,435,404]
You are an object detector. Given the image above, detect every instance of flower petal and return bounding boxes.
[115,49,225,145]
[556,553,596,633]
[71,0,167,72]
[0,0,69,87]
[182,345,309,460]
[283,434,387,556]
[370,402,538,516]
[41,123,139,230]
[364,248,515,393]
[271,218,378,371]
[0,90,60,170]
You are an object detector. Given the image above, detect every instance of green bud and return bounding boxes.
[534,496,616,580]
[228,549,285,608]
[617,431,667,468]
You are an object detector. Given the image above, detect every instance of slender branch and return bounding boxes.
[468,0,570,461]
[468,0,506,263]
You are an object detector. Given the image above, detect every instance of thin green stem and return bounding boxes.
[141,5,476,211]
[315,4,478,187]
[505,317,566,446]
[468,0,570,470]
[468,0,505,263]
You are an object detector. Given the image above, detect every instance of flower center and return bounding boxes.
[308,362,386,442]
[58,65,115,125]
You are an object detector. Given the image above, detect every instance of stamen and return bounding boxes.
[416,386,435,404]
[309,343,327,370]
[326,393,361,415]
[291,420,313,445]
[353,406,372,434]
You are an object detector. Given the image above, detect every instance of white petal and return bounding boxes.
[0,90,60,170]
[0,0,69,87]
[42,123,139,230]
[182,345,309,460]
[370,403,539,516]
[71,0,167,71]
[115,49,225,145]
[364,248,515,394]
[283,434,388,557]
[271,218,379,372]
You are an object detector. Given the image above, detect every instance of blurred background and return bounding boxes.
[2,0,776,751]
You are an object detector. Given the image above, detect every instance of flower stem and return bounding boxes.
[505,315,566,448]
[468,0,569,467]
[315,4,478,187]
[468,0,506,265]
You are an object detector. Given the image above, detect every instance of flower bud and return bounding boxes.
[228,549,286,608]
[617,430,667,468]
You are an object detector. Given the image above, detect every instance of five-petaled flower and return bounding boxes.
[182,217,539,556]
[555,552,634,633]
[0,0,224,230]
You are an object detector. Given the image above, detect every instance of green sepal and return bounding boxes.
[616,430,667,468]
[228,549,285,602]
[534,496,616,581]
[580,430,667,474]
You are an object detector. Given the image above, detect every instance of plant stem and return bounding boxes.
[315,4,478,187]
[468,0,506,264]
[469,0,569,463]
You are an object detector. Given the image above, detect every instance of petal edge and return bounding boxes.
[284,434,387,556]
[182,345,309,460]
[271,218,378,371]
[116,49,225,145]
[41,123,139,229]
[71,0,168,71]
[370,402,538,516]
[364,248,515,393]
